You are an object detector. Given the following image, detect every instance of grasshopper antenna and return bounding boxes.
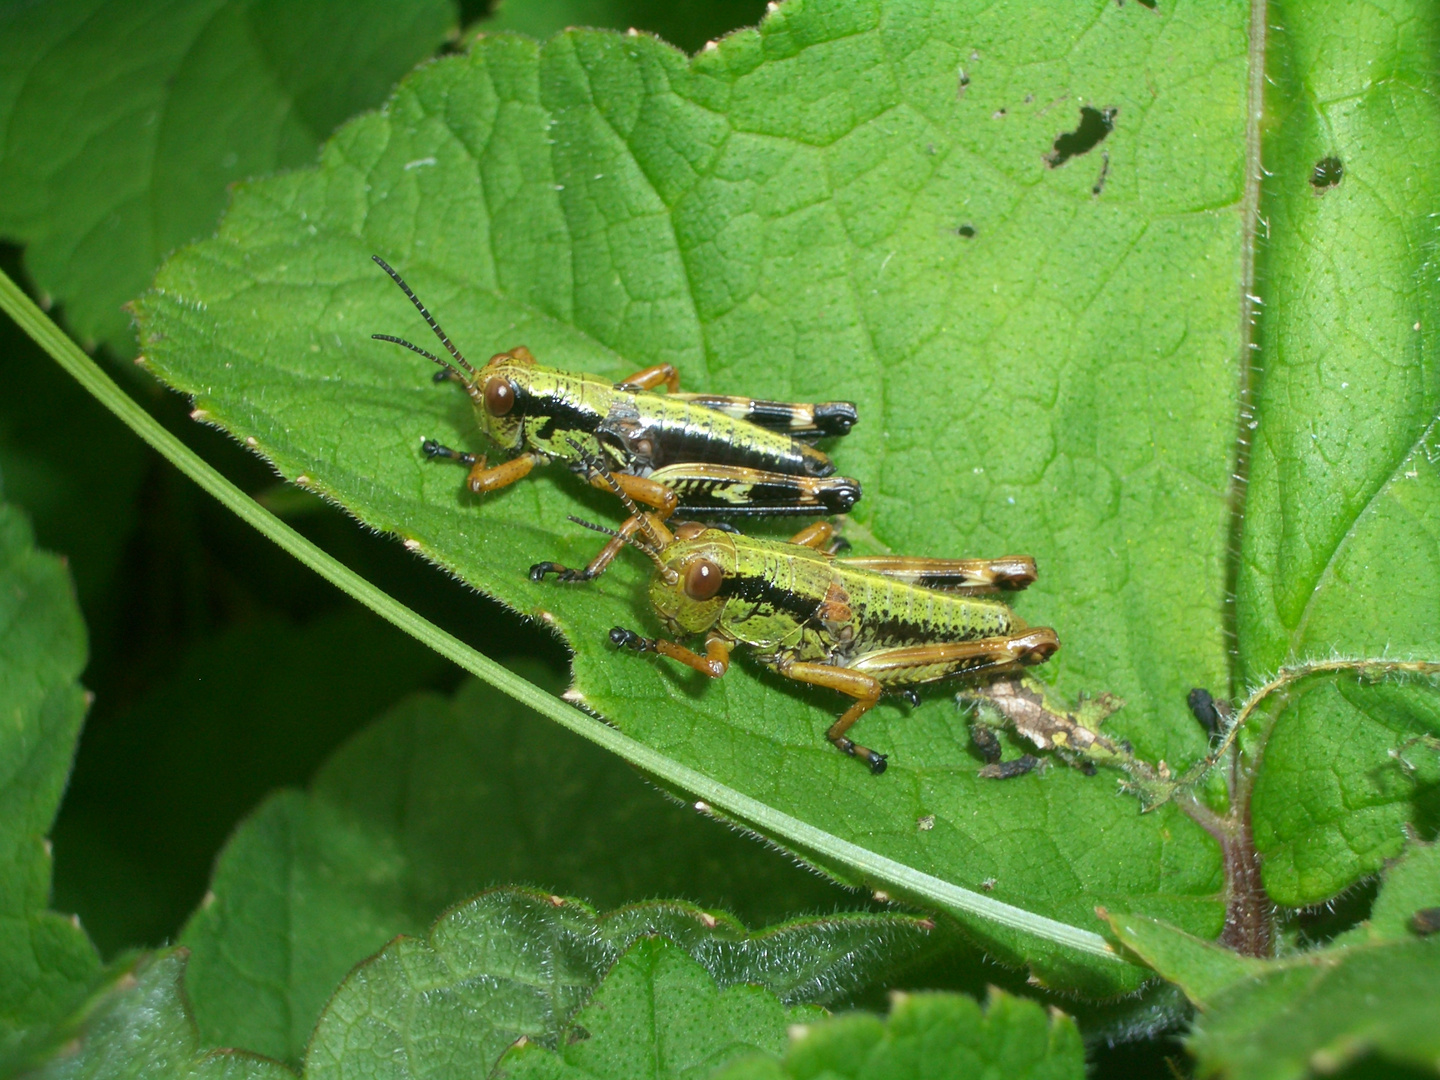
[568,516,674,579]
[563,437,669,552]
[371,333,458,378]
[372,255,476,376]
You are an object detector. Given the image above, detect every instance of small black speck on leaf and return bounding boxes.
[956,224,976,238]
[1311,156,1343,192]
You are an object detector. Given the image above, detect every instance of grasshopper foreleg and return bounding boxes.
[531,513,651,583]
[423,439,539,494]
[610,627,731,678]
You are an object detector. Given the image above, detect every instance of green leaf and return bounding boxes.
[711,988,1084,1080]
[135,0,1242,994]
[12,950,293,1080]
[1189,941,1440,1080]
[304,887,926,1079]
[497,936,820,1080]
[1097,910,1263,1006]
[478,0,769,57]
[1106,846,1440,1080]
[1234,1,1440,903]
[1355,840,1440,944]
[0,487,100,1055]
[181,675,884,1064]
[1249,676,1440,906]
[0,0,457,355]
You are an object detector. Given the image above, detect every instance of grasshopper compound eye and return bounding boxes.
[684,558,723,600]
[483,377,517,416]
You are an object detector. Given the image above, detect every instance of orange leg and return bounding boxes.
[585,469,679,519]
[421,441,538,495]
[531,514,646,584]
[611,627,731,678]
[777,660,888,774]
[616,363,680,393]
[788,520,836,550]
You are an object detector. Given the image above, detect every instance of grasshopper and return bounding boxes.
[534,482,1057,774]
[371,257,861,519]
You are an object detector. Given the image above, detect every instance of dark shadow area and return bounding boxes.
[1047,106,1117,168]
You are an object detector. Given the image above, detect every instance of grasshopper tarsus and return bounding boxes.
[609,626,651,652]
[421,438,475,466]
[897,689,921,709]
[529,561,593,584]
[832,735,888,774]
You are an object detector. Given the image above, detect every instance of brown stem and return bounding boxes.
[1218,798,1272,956]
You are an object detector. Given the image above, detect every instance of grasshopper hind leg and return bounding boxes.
[777,660,889,774]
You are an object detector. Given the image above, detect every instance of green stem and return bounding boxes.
[0,266,1122,964]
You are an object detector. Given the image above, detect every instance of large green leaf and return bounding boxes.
[0,0,457,355]
[497,936,821,1080]
[0,487,100,1057]
[135,0,1243,995]
[180,675,882,1064]
[304,887,923,1079]
[1235,3,1440,904]
[711,987,1084,1080]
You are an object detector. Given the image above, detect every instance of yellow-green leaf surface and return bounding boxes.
[0,487,100,1059]
[711,988,1084,1080]
[0,0,456,355]
[135,0,1252,992]
[1236,2,1440,908]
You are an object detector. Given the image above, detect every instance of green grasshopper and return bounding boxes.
[535,481,1057,774]
[371,257,861,520]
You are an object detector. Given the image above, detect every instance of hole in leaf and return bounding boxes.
[956,224,976,238]
[1311,155,1344,192]
[1045,106,1117,168]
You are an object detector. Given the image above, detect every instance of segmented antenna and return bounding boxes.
[371,255,475,375]
[562,437,670,552]
[567,516,673,578]
[371,333,453,375]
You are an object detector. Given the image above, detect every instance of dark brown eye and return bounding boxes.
[684,558,722,601]
[483,377,516,417]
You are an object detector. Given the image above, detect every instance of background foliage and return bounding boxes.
[1,1,1438,1078]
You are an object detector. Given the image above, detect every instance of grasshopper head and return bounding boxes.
[648,523,737,636]
[467,347,537,452]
